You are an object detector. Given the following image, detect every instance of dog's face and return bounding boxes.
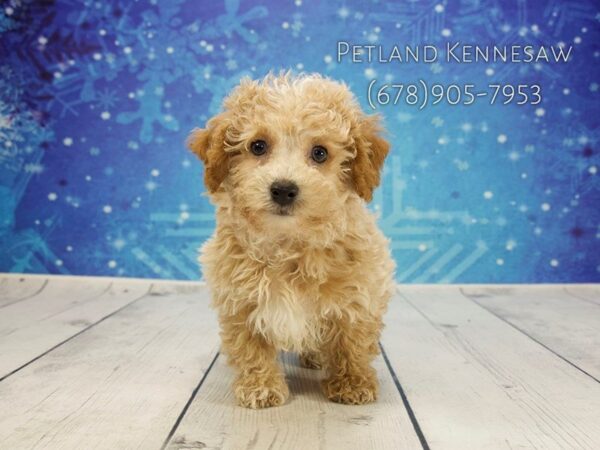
[188,74,389,239]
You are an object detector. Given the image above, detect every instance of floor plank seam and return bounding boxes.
[0,279,49,310]
[161,350,221,450]
[563,288,600,307]
[0,284,155,384]
[39,282,116,323]
[379,342,430,450]
[459,287,600,384]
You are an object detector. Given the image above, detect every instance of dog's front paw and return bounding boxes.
[234,373,289,409]
[322,372,378,405]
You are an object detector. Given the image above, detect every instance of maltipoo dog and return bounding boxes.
[188,73,395,409]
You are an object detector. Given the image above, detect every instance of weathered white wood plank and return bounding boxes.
[0,278,148,380]
[462,285,600,381]
[0,283,220,450]
[382,286,600,449]
[0,276,48,308]
[165,352,422,450]
[565,285,600,306]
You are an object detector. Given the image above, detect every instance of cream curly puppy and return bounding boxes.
[188,73,395,409]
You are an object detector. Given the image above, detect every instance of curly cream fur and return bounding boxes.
[189,73,395,408]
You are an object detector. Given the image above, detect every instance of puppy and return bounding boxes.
[188,73,395,409]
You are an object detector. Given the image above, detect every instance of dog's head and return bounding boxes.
[188,73,389,240]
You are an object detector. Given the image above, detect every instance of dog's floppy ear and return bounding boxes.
[350,114,390,202]
[187,113,230,193]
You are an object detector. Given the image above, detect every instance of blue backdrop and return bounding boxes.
[1,0,599,283]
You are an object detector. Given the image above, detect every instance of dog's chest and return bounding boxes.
[247,275,320,352]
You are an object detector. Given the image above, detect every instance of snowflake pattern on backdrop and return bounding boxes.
[0,0,599,282]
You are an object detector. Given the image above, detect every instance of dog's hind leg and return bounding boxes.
[299,351,323,370]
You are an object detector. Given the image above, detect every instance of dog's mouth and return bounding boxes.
[272,206,293,217]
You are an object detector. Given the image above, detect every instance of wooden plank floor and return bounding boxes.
[0,275,598,449]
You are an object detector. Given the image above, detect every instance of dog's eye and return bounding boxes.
[250,140,268,156]
[311,145,328,163]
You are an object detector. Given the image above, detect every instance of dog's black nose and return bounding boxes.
[270,180,299,206]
